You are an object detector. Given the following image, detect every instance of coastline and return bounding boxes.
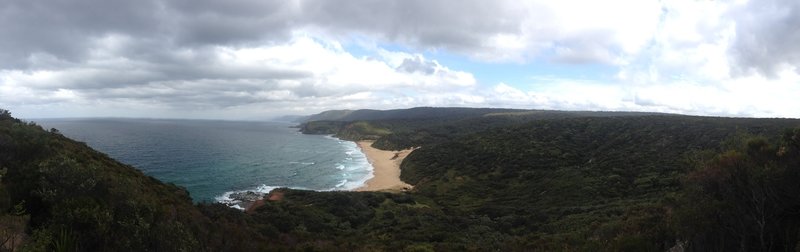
[354,140,414,192]
[236,138,414,212]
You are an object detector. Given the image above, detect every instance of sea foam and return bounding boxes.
[215,136,375,209]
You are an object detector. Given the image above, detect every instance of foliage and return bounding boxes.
[674,128,800,251]
[298,120,346,135]
[0,110,266,251]
[302,107,668,150]
[2,107,800,250]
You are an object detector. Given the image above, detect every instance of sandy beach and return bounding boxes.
[355,140,415,192]
[242,140,414,213]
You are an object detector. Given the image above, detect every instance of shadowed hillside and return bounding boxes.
[3,107,800,251]
[0,110,271,251]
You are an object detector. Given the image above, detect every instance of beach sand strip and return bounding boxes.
[355,140,415,192]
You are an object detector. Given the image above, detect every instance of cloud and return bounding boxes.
[728,0,800,77]
[1,0,799,119]
[0,0,167,68]
[0,35,476,118]
[485,74,800,118]
[0,0,663,67]
[396,55,437,74]
[3,0,797,72]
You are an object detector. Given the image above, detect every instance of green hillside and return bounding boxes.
[0,110,272,251]
[400,115,800,250]
[300,107,672,150]
[299,107,527,122]
[3,107,800,251]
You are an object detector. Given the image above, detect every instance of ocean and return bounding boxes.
[36,118,373,205]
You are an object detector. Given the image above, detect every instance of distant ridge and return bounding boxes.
[299,109,356,122]
[270,114,309,123]
[299,106,674,123]
[299,107,529,122]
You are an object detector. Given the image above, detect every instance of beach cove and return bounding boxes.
[243,139,415,212]
[354,140,415,192]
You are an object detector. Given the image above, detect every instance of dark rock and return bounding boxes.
[229,191,264,202]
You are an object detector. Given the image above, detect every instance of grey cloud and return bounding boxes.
[0,0,533,70]
[76,79,310,109]
[729,0,800,76]
[301,0,526,51]
[0,0,293,68]
[171,1,296,46]
[12,0,799,119]
[17,58,312,91]
[0,0,166,67]
[397,56,437,74]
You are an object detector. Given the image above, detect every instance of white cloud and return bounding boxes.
[485,72,800,118]
[1,35,476,119]
[1,0,799,119]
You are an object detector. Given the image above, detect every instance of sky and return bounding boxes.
[1,0,799,120]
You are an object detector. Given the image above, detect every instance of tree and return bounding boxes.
[0,109,10,120]
[678,129,800,251]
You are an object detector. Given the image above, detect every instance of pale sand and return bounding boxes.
[355,141,415,192]
[245,142,413,214]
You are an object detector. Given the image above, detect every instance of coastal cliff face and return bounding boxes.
[4,107,800,251]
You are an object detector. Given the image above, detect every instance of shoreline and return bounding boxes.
[237,139,414,212]
[354,140,414,192]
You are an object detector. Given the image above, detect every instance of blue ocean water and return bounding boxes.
[36,118,373,204]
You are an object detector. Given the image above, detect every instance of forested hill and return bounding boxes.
[296,108,800,250]
[296,107,518,123]
[299,107,672,149]
[399,115,800,249]
[300,107,667,123]
[4,107,800,251]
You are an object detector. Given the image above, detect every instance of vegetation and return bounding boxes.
[398,116,799,250]
[300,108,667,149]
[674,128,800,251]
[298,107,529,123]
[3,107,800,251]
[0,109,268,251]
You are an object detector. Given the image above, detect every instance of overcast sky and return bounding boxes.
[1,0,799,119]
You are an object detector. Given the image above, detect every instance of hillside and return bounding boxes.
[0,110,273,251]
[300,107,671,149]
[3,107,800,251]
[299,107,563,123]
[297,108,800,250]
[399,115,800,249]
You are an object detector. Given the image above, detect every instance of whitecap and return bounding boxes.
[336,172,374,191]
[215,184,280,210]
[334,179,348,188]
